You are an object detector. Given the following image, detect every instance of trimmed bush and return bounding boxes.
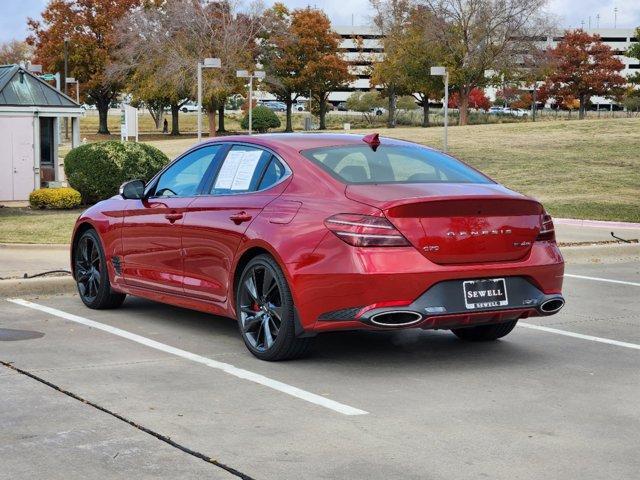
[241,105,281,133]
[29,187,82,210]
[64,141,169,203]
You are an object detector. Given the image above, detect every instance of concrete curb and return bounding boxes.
[0,276,76,298]
[555,218,640,230]
[0,243,69,250]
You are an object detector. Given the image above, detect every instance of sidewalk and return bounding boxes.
[0,244,69,279]
[554,222,640,244]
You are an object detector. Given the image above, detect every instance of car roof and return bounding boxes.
[201,133,416,152]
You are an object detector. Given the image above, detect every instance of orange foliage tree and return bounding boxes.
[545,30,626,119]
[297,10,352,130]
[261,5,351,131]
[448,87,490,111]
[28,0,141,134]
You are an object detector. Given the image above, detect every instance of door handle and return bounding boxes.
[229,211,252,224]
[165,213,183,223]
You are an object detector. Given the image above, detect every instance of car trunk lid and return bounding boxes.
[346,183,543,264]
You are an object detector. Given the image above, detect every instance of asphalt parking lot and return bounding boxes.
[1,249,639,480]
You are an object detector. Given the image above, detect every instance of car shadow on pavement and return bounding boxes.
[310,329,543,371]
[116,296,543,371]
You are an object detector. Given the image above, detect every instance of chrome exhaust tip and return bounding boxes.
[539,297,565,315]
[369,311,423,327]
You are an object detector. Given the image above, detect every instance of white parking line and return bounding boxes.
[565,273,640,287]
[7,298,368,416]
[519,322,640,351]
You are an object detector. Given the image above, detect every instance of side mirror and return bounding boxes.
[119,179,145,200]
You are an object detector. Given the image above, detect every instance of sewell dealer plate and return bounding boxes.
[463,278,509,310]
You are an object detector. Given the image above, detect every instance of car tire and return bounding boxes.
[181,108,188,113]
[74,229,126,309]
[451,320,518,341]
[236,254,313,361]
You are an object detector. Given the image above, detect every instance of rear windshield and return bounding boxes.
[301,145,492,184]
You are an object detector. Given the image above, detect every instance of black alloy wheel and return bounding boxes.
[237,255,313,361]
[74,229,126,309]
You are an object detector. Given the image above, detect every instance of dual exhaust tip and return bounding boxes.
[370,310,423,327]
[367,296,566,327]
[538,297,565,315]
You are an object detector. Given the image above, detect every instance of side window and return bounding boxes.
[154,145,220,197]
[258,157,286,190]
[210,145,272,195]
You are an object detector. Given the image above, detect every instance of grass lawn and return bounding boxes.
[0,207,81,244]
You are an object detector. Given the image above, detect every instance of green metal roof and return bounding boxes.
[0,64,79,108]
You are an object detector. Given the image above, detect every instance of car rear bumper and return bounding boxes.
[287,234,564,333]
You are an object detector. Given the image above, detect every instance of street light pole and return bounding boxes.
[197,58,222,142]
[64,37,69,140]
[431,66,448,153]
[443,70,449,153]
[66,77,79,104]
[248,75,253,135]
[197,61,202,142]
[237,69,265,135]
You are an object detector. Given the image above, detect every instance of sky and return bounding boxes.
[1,0,639,43]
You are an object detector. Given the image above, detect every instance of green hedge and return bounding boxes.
[64,141,169,203]
[29,187,82,210]
[241,105,281,133]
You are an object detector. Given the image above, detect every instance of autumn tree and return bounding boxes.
[0,40,33,65]
[260,6,349,132]
[370,0,413,128]
[113,0,261,137]
[418,0,548,125]
[111,1,195,135]
[296,10,352,130]
[448,88,490,110]
[259,5,302,132]
[545,30,626,119]
[28,0,142,134]
[383,6,444,127]
[627,27,640,85]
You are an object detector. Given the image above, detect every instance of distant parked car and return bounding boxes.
[294,102,307,112]
[336,102,348,111]
[503,108,529,117]
[370,107,386,116]
[488,106,503,115]
[261,101,287,112]
[181,103,201,113]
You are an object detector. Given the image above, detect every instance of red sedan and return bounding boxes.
[71,133,564,360]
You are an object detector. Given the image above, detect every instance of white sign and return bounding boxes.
[120,104,139,142]
[214,150,262,191]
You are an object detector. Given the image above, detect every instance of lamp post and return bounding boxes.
[430,66,449,153]
[197,57,221,142]
[66,77,80,104]
[236,69,265,135]
[63,36,69,140]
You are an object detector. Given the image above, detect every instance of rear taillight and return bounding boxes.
[324,214,410,247]
[536,213,556,242]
